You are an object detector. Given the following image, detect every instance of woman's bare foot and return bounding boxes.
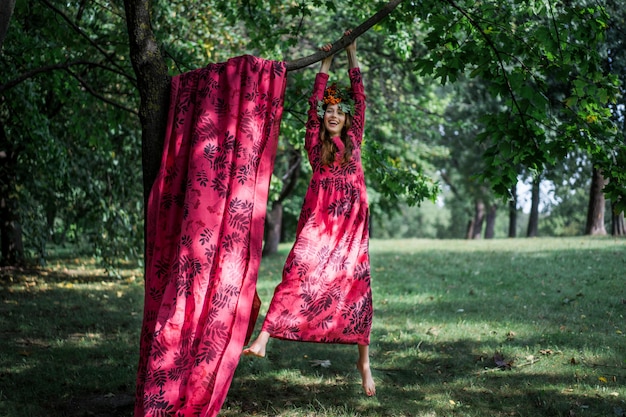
[242,331,270,357]
[357,344,376,396]
[357,360,376,396]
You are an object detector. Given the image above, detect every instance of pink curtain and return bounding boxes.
[135,55,287,417]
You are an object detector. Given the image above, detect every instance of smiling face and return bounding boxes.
[323,104,347,137]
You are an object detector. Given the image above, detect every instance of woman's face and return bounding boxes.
[323,104,346,136]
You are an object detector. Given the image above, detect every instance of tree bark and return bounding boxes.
[585,167,607,235]
[612,203,625,236]
[508,184,517,238]
[526,176,540,237]
[484,203,497,239]
[470,200,485,239]
[262,203,283,256]
[0,0,15,50]
[0,121,24,265]
[124,0,170,204]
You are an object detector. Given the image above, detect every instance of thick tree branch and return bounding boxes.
[285,0,404,71]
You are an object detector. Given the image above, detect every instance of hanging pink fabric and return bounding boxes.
[135,55,287,417]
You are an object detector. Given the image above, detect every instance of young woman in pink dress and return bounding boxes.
[244,33,375,397]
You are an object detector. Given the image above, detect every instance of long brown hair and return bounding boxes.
[319,110,353,166]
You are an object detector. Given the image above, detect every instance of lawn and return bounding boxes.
[1,237,624,417]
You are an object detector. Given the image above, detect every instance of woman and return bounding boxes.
[244,33,375,397]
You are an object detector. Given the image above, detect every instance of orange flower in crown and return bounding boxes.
[317,83,354,117]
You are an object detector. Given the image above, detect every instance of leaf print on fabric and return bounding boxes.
[211,172,229,198]
[354,262,370,282]
[236,164,250,185]
[199,228,213,245]
[227,198,253,231]
[195,321,228,366]
[203,243,218,263]
[164,164,179,185]
[328,249,349,272]
[143,393,174,417]
[214,97,229,115]
[150,332,167,359]
[203,143,219,165]
[212,152,229,172]
[167,352,191,382]
[197,170,210,187]
[154,259,172,279]
[266,311,301,338]
[300,291,334,320]
[176,273,192,298]
[181,235,192,248]
[327,197,353,217]
[341,296,372,336]
[150,369,168,389]
[194,115,219,144]
[221,131,237,152]
[212,284,240,310]
[160,193,175,210]
[221,232,242,253]
[180,255,202,279]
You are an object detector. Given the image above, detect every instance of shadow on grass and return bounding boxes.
[0,279,142,417]
[227,334,625,417]
[1,239,625,416]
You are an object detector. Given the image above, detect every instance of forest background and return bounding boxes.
[1,0,625,270]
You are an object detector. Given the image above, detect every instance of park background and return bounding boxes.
[1,1,625,416]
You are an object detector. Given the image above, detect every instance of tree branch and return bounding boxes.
[0,60,136,94]
[39,0,132,78]
[284,0,404,71]
[65,68,138,115]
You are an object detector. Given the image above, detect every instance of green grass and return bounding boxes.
[1,237,625,416]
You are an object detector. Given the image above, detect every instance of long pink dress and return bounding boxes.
[261,67,373,346]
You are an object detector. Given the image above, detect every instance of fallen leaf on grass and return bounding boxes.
[598,376,608,383]
[539,349,562,355]
[310,359,331,368]
[494,352,514,370]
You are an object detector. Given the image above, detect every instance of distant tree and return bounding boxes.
[585,168,607,235]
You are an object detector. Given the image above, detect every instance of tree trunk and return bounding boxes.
[508,184,517,237]
[262,202,283,256]
[470,200,485,239]
[585,167,607,235]
[484,203,497,239]
[526,176,540,237]
[0,0,15,50]
[0,121,25,265]
[611,202,625,236]
[465,219,474,240]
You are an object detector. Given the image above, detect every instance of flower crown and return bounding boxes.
[317,83,354,118]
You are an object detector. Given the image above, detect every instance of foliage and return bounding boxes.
[412,0,624,211]
[1,0,143,270]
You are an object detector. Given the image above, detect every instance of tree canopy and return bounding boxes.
[1,0,624,266]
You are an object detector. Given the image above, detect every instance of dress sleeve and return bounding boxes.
[305,72,329,153]
[348,67,366,148]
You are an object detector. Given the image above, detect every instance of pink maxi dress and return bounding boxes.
[261,67,373,346]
